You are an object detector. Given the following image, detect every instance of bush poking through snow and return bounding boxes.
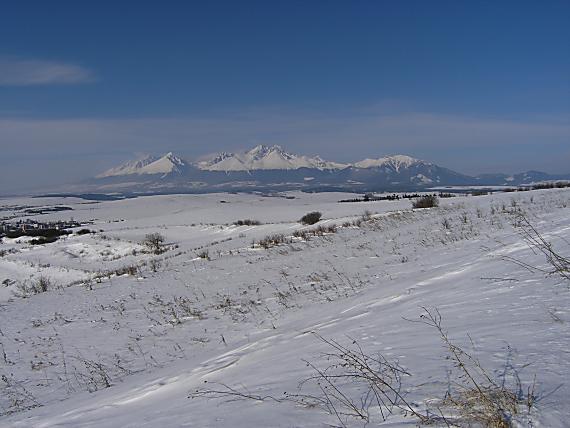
[143,232,166,255]
[297,333,431,425]
[416,307,536,427]
[293,225,338,241]
[14,276,52,297]
[0,372,41,415]
[300,211,322,225]
[412,195,439,209]
[508,212,570,282]
[70,356,112,392]
[256,234,290,249]
[197,250,210,260]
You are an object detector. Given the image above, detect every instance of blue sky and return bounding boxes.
[0,0,569,192]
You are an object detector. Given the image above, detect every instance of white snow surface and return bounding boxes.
[0,189,569,427]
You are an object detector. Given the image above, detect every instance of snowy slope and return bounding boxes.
[1,189,569,427]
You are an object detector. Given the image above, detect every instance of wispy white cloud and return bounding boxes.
[0,58,95,86]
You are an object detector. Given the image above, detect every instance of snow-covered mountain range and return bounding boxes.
[196,145,347,171]
[98,145,439,175]
[88,145,569,194]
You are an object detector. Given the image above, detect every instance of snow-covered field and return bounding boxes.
[0,189,569,427]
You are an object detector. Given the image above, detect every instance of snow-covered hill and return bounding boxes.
[1,188,569,427]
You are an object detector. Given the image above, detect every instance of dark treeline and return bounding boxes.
[339,192,455,203]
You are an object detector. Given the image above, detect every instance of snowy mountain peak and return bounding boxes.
[246,145,296,161]
[354,155,428,171]
[96,154,159,178]
[145,152,187,175]
[97,152,187,178]
[197,145,345,171]
[247,144,271,158]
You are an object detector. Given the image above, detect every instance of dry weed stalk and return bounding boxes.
[511,213,570,282]
[416,307,536,427]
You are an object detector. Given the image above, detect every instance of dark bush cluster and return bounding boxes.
[300,211,322,225]
[6,228,70,240]
[412,195,439,209]
[30,236,59,245]
[75,228,93,235]
[340,192,453,203]
[233,219,262,226]
[530,181,570,190]
[197,250,210,260]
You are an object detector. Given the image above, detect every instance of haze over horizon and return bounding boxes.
[1,1,569,194]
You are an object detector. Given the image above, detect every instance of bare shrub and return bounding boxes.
[416,307,536,427]
[293,226,337,240]
[509,213,570,282]
[142,232,166,255]
[296,334,429,425]
[361,210,373,221]
[149,258,161,272]
[293,230,310,240]
[0,373,41,416]
[256,234,289,249]
[300,211,322,225]
[70,356,112,392]
[311,224,337,236]
[191,309,537,427]
[191,333,430,426]
[114,265,138,276]
[14,276,52,297]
